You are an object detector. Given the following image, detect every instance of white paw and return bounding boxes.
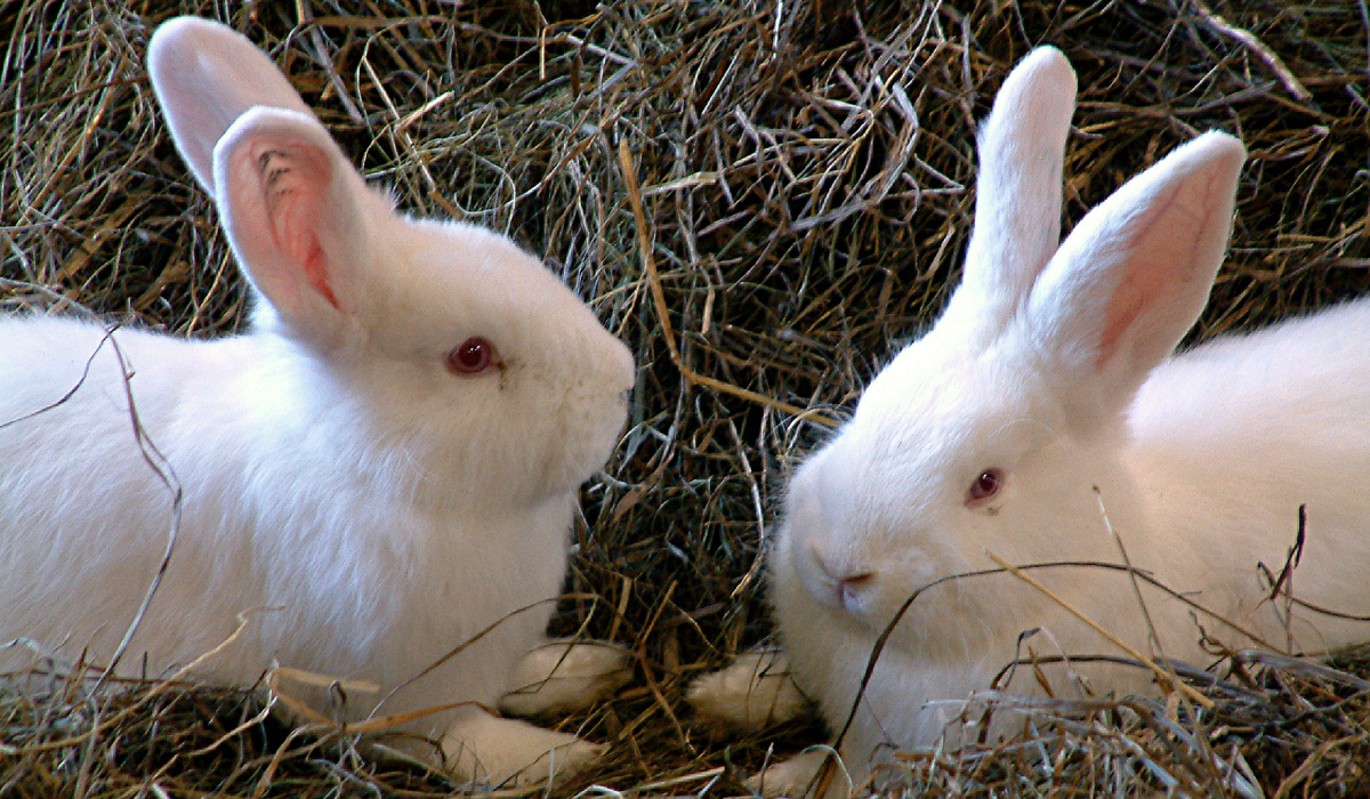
[498,640,631,718]
[441,708,605,787]
[687,650,810,731]
[748,749,847,798]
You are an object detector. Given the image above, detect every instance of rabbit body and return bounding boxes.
[0,17,634,785]
[0,318,572,695]
[773,299,1370,765]
[762,46,1370,786]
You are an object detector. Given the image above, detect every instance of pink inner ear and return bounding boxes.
[254,143,341,309]
[1094,177,1212,368]
[1097,269,1156,366]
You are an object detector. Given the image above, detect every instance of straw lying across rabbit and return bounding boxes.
[691,46,1370,793]
[0,17,634,786]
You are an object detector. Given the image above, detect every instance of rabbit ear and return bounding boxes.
[213,107,375,346]
[1024,132,1247,427]
[148,17,313,193]
[941,47,1077,342]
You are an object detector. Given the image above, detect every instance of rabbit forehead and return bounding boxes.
[806,336,1060,520]
[379,216,563,331]
[852,335,1051,460]
[368,216,630,380]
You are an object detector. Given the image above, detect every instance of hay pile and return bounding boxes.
[2,0,1367,796]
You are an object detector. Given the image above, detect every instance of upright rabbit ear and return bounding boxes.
[213,107,378,347]
[147,17,314,193]
[148,17,379,347]
[940,47,1077,344]
[1024,132,1247,428]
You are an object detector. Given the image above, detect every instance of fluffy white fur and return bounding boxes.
[685,650,809,730]
[692,46,1370,793]
[0,17,635,786]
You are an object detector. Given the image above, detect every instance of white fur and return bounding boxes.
[756,46,1370,789]
[0,17,634,787]
[686,650,810,730]
[499,641,633,717]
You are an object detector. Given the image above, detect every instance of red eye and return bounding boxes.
[446,337,495,375]
[966,468,1004,506]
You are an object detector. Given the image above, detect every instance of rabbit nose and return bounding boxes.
[808,544,876,611]
[836,572,875,610]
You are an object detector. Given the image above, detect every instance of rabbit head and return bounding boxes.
[772,47,1247,659]
[147,18,635,508]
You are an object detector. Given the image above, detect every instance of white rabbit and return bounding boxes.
[692,46,1370,793]
[0,16,635,786]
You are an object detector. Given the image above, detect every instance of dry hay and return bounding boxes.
[2,0,1368,796]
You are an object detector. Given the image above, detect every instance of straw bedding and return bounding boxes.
[2,0,1367,795]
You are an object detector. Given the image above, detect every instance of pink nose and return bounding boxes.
[836,572,874,609]
[807,543,876,611]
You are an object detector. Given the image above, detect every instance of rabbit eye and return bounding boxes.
[446,337,496,375]
[966,468,1004,506]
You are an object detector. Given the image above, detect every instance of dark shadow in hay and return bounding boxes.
[2,0,1367,796]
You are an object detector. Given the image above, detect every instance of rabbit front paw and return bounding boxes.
[687,649,811,731]
[748,749,849,798]
[441,708,605,787]
[498,640,632,718]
